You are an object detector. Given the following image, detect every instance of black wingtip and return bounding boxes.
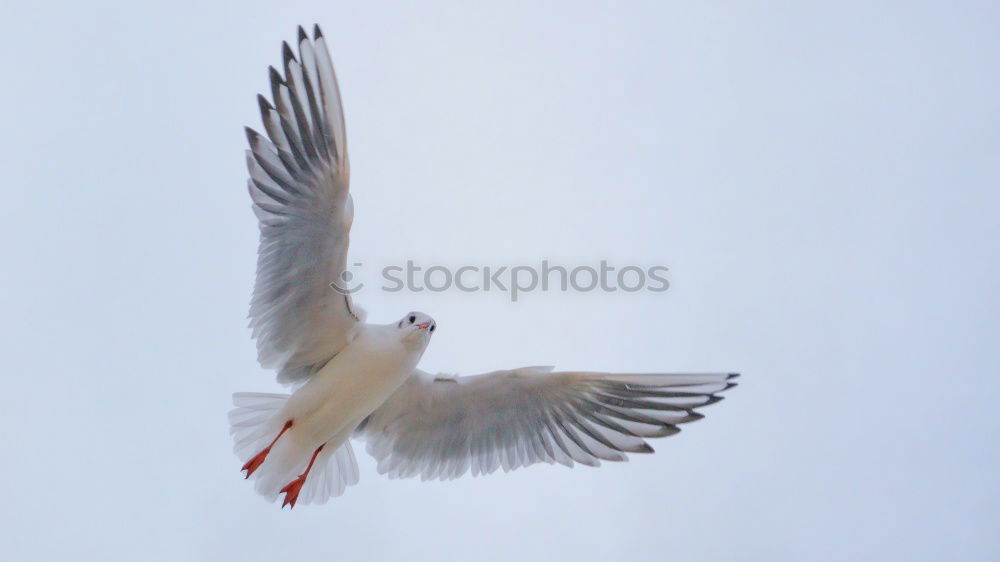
[256,93,273,112]
[723,382,738,392]
[268,65,284,86]
[313,24,324,40]
[244,126,260,145]
[297,25,308,43]
[637,443,654,454]
[704,395,725,406]
[281,41,296,64]
[727,373,740,380]
[658,425,681,437]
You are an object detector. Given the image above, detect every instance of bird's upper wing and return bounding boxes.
[356,367,738,480]
[245,26,361,385]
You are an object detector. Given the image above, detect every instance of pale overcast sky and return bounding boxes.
[2,1,998,561]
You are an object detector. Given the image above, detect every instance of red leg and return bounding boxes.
[241,420,293,479]
[280,444,325,509]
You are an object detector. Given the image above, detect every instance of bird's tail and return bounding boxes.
[228,392,360,506]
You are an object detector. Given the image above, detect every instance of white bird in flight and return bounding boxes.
[230,25,739,508]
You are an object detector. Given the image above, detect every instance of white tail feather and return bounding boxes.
[229,392,289,461]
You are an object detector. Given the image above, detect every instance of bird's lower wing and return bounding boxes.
[355,367,738,481]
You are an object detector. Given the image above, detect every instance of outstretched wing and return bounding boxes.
[356,367,738,480]
[246,26,361,385]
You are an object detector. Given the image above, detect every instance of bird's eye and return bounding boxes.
[430,325,435,332]
[408,315,416,324]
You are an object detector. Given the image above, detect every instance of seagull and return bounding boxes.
[230,25,739,509]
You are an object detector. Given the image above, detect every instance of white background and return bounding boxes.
[2,1,998,560]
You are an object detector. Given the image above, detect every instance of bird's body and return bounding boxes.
[230,25,739,508]
[234,315,434,506]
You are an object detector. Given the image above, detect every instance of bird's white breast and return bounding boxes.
[280,324,421,448]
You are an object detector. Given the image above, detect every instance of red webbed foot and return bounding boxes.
[279,444,325,509]
[240,420,293,479]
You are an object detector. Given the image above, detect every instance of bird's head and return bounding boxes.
[397,311,436,346]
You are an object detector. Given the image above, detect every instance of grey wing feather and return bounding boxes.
[246,26,358,385]
[356,368,738,480]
